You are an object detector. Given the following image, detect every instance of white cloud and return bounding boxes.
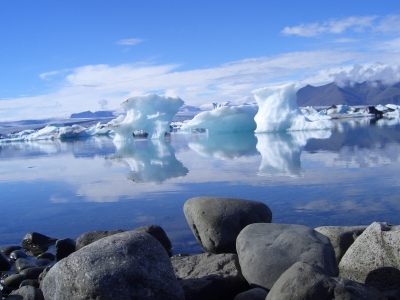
[282,16,377,37]
[376,14,400,33]
[116,38,144,46]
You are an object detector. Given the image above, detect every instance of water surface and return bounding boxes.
[1,118,400,254]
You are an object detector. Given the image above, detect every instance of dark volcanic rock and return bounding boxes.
[266,262,386,300]
[19,279,40,288]
[184,196,272,254]
[10,249,28,261]
[14,258,36,273]
[172,253,249,300]
[21,232,57,256]
[0,245,22,256]
[3,274,26,288]
[75,229,126,250]
[19,267,47,279]
[236,223,338,290]
[55,238,76,261]
[36,252,55,261]
[365,267,400,298]
[41,231,184,300]
[0,251,11,271]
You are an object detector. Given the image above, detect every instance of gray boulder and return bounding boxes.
[266,262,387,300]
[75,229,126,250]
[171,252,249,300]
[236,223,338,290]
[75,225,172,256]
[234,288,268,300]
[184,196,272,254]
[315,225,367,263]
[7,285,44,300]
[41,231,184,300]
[339,222,400,283]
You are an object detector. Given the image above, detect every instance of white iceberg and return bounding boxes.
[107,94,184,140]
[253,83,332,133]
[181,104,258,134]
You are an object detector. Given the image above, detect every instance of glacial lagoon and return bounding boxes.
[1,118,400,254]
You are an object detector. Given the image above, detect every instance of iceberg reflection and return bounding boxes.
[109,139,188,183]
[256,130,332,177]
[188,133,258,159]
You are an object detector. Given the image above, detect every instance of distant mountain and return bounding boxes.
[297,81,400,107]
[70,111,115,118]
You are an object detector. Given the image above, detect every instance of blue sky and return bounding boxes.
[1,0,400,121]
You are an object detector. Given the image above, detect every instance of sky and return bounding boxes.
[1,0,400,121]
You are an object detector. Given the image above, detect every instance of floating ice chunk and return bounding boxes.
[253,83,331,133]
[326,105,350,115]
[181,104,258,134]
[301,106,331,121]
[107,94,184,140]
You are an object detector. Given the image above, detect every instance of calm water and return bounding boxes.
[1,118,400,254]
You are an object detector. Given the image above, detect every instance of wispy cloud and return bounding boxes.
[282,15,378,37]
[116,38,144,46]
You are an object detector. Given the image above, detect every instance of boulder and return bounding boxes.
[20,267,47,279]
[75,229,126,250]
[75,225,172,256]
[236,223,338,290]
[339,222,400,283]
[0,245,22,256]
[55,238,76,261]
[171,252,249,300]
[41,231,184,300]
[134,224,173,257]
[21,232,57,256]
[14,258,36,273]
[315,225,367,263]
[7,285,44,300]
[184,196,272,254]
[3,274,26,288]
[266,262,387,300]
[234,288,268,300]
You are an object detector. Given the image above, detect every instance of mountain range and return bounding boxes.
[296,81,400,107]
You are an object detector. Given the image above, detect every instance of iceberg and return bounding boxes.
[106,94,184,140]
[181,104,258,134]
[253,83,331,132]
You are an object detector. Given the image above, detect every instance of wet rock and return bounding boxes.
[75,229,126,250]
[36,253,55,261]
[236,223,338,290]
[2,274,26,288]
[14,258,36,274]
[234,288,268,300]
[172,252,249,300]
[10,249,28,261]
[34,259,53,267]
[0,252,11,271]
[134,224,173,257]
[21,232,57,256]
[19,267,47,279]
[266,262,387,300]
[41,231,184,300]
[0,245,21,256]
[315,225,367,263]
[339,222,400,283]
[7,285,44,300]
[55,238,76,261]
[20,279,40,289]
[184,196,272,254]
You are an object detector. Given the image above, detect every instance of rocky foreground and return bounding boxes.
[1,196,399,299]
